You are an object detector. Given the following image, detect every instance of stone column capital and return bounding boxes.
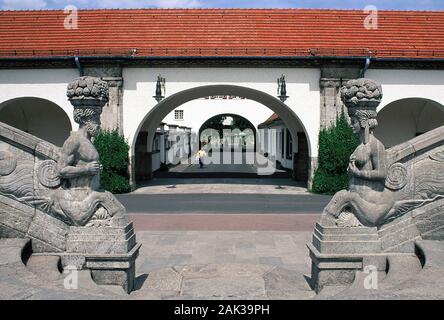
[102,77,124,88]
[320,78,341,88]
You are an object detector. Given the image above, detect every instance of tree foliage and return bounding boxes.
[94,129,131,194]
[311,110,359,195]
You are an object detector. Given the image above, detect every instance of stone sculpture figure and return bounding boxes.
[55,76,126,226]
[309,78,444,292]
[322,79,396,227]
[0,76,127,227]
[0,76,140,293]
[322,78,444,228]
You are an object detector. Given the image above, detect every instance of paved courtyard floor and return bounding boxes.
[3,232,444,300]
[132,178,309,195]
[2,178,444,300]
[130,230,316,299]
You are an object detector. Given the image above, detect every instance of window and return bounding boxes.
[281,129,285,158]
[286,129,293,159]
[152,134,160,153]
[174,110,184,121]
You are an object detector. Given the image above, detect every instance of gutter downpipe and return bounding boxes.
[360,57,371,78]
[74,56,84,76]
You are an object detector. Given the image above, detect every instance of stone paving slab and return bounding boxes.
[135,231,312,274]
[129,214,321,231]
[3,234,444,300]
[132,178,308,195]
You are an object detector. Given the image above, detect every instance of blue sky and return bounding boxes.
[1,0,443,11]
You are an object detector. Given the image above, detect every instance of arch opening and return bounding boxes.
[375,98,444,148]
[0,97,72,147]
[131,85,311,185]
[198,113,257,152]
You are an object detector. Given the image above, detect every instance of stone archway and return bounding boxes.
[0,97,72,147]
[198,113,257,152]
[375,98,444,148]
[131,85,312,186]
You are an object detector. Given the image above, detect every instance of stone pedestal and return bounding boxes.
[307,223,387,293]
[61,220,141,293]
[61,243,141,293]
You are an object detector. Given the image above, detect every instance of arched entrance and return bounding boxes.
[199,113,257,152]
[374,98,444,148]
[0,97,72,147]
[131,85,311,186]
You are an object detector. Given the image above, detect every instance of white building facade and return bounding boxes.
[1,9,444,188]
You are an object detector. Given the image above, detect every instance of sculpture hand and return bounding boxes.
[348,161,359,176]
[86,161,101,175]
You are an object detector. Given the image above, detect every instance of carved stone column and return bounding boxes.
[83,66,124,134]
[101,77,124,134]
[319,67,361,128]
[319,78,342,128]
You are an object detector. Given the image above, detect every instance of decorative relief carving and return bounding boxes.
[37,160,61,188]
[385,163,408,191]
[67,76,109,107]
[0,151,17,176]
[0,76,127,227]
[103,77,124,88]
[320,78,341,88]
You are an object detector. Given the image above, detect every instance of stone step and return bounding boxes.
[337,270,386,294]
[315,223,378,235]
[321,254,421,298]
[415,240,444,269]
[379,254,422,289]
[0,238,30,266]
[26,255,63,281]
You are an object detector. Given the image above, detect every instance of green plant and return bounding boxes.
[94,129,131,194]
[311,110,359,195]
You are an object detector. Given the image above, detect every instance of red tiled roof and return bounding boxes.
[258,113,281,128]
[0,9,444,59]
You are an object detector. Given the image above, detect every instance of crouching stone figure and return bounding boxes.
[54,76,126,227]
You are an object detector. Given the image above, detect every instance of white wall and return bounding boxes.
[2,67,443,162]
[0,69,79,132]
[152,152,161,171]
[366,69,444,112]
[159,98,274,133]
[259,120,305,170]
[365,69,444,147]
[0,97,72,146]
[374,98,444,147]
[122,67,321,158]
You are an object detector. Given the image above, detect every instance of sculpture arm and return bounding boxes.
[350,142,387,181]
[353,168,386,181]
[58,138,99,179]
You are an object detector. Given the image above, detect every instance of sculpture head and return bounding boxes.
[341,78,382,144]
[67,76,109,138]
[73,106,101,137]
[350,109,378,144]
